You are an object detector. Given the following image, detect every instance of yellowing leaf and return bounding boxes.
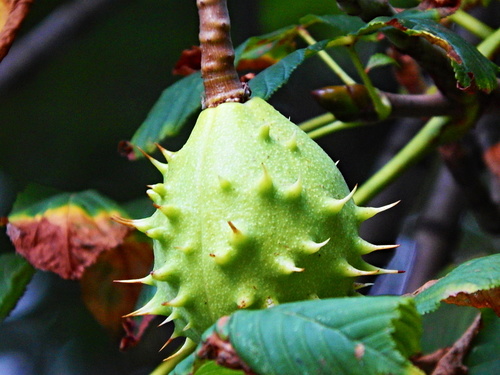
[81,236,153,336]
[0,0,33,61]
[7,190,131,279]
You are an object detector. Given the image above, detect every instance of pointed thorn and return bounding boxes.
[146,189,162,203]
[283,176,303,200]
[157,204,181,221]
[285,132,298,151]
[335,160,340,166]
[218,175,232,191]
[325,185,358,214]
[151,263,177,281]
[145,227,169,240]
[302,238,330,254]
[277,257,304,274]
[163,293,189,308]
[182,322,192,332]
[227,221,250,249]
[353,282,373,290]
[342,263,384,277]
[356,239,400,255]
[111,215,136,228]
[155,143,176,163]
[114,275,155,286]
[159,337,175,352]
[257,163,274,195]
[356,201,400,222]
[258,124,271,141]
[138,147,169,174]
[158,310,181,327]
[148,183,167,196]
[164,338,196,362]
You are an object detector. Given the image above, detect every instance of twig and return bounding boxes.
[197,0,247,108]
[0,0,127,94]
[432,313,482,375]
[354,116,450,206]
[297,27,356,86]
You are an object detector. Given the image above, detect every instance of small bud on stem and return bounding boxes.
[197,0,248,108]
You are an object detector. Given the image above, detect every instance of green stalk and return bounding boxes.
[307,121,363,139]
[297,28,356,85]
[347,45,391,121]
[449,10,494,40]
[477,26,500,59]
[298,112,335,132]
[353,116,449,205]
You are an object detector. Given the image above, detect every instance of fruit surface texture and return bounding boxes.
[127,97,395,342]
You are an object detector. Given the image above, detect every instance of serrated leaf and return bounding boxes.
[0,253,35,322]
[414,254,500,315]
[6,189,131,280]
[356,11,499,93]
[466,309,500,375]
[197,297,423,375]
[300,14,366,35]
[236,25,299,71]
[249,40,328,99]
[129,71,204,156]
[366,52,399,72]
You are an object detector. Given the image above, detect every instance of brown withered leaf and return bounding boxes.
[81,236,153,337]
[7,190,131,279]
[483,143,500,179]
[172,45,201,76]
[444,287,500,316]
[0,0,33,62]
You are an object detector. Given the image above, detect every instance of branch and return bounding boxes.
[0,0,127,94]
[197,0,247,108]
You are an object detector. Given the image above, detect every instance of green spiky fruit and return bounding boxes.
[124,97,397,343]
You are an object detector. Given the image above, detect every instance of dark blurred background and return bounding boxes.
[1,0,498,374]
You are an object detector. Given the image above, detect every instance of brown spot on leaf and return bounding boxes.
[198,328,256,374]
[355,343,365,360]
[444,287,500,316]
[0,0,33,62]
[7,207,131,279]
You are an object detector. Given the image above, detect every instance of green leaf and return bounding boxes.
[466,309,500,375]
[300,14,366,35]
[356,11,499,93]
[365,52,399,72]
[185,297,422,375]
[414,254,500,315]
[237,25,299,70]
[0,253,35,322]
[249,40,329,99]
[129,72,204,156]
[7,189,131,279]
[193,362,244,375]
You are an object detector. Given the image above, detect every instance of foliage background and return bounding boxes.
[0,0,498,374]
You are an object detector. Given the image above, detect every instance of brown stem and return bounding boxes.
[197,0,248,108]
